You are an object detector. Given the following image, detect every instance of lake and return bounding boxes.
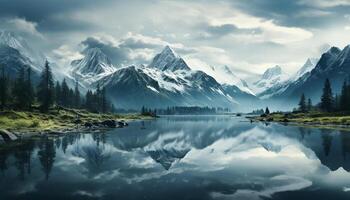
[1,115,350,200]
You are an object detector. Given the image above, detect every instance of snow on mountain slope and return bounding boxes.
[264,46,349,105]
[252,65,289,94]
[292,58,318,81]
[0,31,45,71]
[70,47,117,85]
[257,58,318,99]
[208,65,254,95]
[148,46,191,71]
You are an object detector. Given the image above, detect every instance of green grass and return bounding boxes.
[0,109,152,132]
[249,111,350,128]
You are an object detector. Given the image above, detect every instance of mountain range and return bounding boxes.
[1,30,350,112]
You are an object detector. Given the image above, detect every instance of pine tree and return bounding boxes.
[37,61,54,112]
[298,93,307,112]
[74,80,80,108]
[101,87,107,113]
[348,81,350,111]
[334,94,340,111]
[60,79,69,107]
[85,90,93,111]
[340,80,348,111]
[320,78,334,112]
[265,107,270,115]
[25,67,34,110]
[141,106,145,115]
[0,66,7,110]
[55,81,61,106]
[68,88,74,108]
[96,83,101,112]
[307,98,312,112]
[13,68,26,109]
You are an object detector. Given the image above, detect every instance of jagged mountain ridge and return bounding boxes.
[252,65,290,95]
[72,45,259,111]
[0,31,45,71]
[208,65,254,95]
[266,46,350,108]
[256,58,318,99]
[0,31,47,82]
[148,46,191,71]
[71,47,117,85]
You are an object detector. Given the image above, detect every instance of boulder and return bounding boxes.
[266,117,274,122]
[101,120,117,128]
[84,122,93,128]
[0,129,18,141]
[120,120,129,126]
[0,134,4,144]
[92,121,101,127]
[74,119,82,124]
[117,121,124,128]
[260,113,267,117]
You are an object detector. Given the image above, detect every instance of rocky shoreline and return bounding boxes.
[246,114,350,131]
[0,119,130,143]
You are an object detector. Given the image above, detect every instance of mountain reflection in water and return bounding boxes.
[0,116,350,200]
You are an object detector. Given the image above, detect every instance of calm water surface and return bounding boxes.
[1,115,350,200]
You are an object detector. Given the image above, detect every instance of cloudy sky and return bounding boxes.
[1,0,350,81]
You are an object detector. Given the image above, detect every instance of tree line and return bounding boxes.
[0,61,114,113]
[141,106,230,116]
[297,78,350,113]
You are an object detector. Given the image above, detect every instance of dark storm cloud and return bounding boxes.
[81,37,130,66]
[0,0,115,32]
[38,17,93,32]
[0,0,114,21]
[229,0,349,28]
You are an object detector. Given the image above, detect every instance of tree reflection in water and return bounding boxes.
[38,136,56,180]
[71,133,112,176]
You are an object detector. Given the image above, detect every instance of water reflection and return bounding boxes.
[0,116,350,200]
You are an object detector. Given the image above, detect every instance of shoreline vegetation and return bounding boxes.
[247,112,350,130]
[247,78,350,131]
[0,60,154,140]
[0,107,154,135]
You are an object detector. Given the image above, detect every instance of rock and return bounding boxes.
[283,118,289,123]
[92,121,101,127]
[120,120,128,126]
[74,119,82,124]
[0,134,4,144]
[266,117,274,122]
[0,129,18,141]
[117,121,124,128]
[260,113,267,117]
[101,120,117,128]
[84,122,93,128]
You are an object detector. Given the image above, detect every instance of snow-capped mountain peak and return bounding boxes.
[293,58,318,81]
[161,45,178,58]
[252,65,289,94]
[0,30,45,70]
[261,65,282,80]
[148,46,190,71]
[71,47,116,84]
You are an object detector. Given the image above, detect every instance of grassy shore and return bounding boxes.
[247,111,350,130]
[0,108,153,132]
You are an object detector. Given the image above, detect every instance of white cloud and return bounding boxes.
[52,45,83,66]
[210,14,313,44]
[0,17,44,38]
[298,0,350,8]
